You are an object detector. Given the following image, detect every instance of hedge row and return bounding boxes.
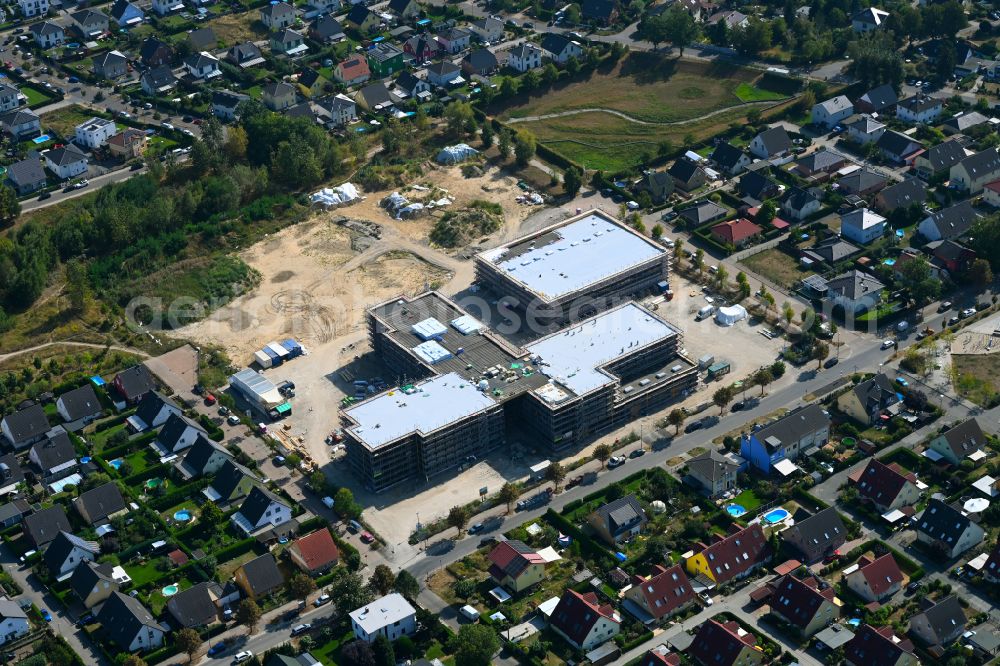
[146,478,211,511]
[94,413,130,433]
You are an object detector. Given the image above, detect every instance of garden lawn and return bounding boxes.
[311,625,356,665]
[21,85,54,108]
[733,82,788,102]
[123,448,159,476]
[217,550,259,580]
[732,489,762,512]
[124,558,170,588]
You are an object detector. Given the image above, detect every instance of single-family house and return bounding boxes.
[748,126,791,159]
[678,200,727,226]
[795,149,849,179]
[426,61,462,87]
[739,168,781,201]
[846,114,886,145]
[623,564,695,624]
[350,593,417,642]
[107,128,148,161]
[271,28,308,58]
[926,239,976,275]
[30,21,65,48]
[183,51,221,79]
[205,459,257,503]
[367,42,404,77]
[950,148,1000,194]
[896,95,942,124]
[96,592,164,652]
[0,86,21,115]
[0,500,29,529]
[740,404,830,474]
[855,84,898,114]
[437,27,471,54]
[388,0,420,18]
[112,365,156,406]
[844,625,917,666]
[462,48,498,76]
[587,494,647,546]
[812,95,854,128]
[235,553,285,599]
[302,0,339,19]
[509,43,543,72]
[263,81,298,111]
[6,155,47,195]
[540,33,584,64]
[140,65,177,95]
[684,450,739,498]
[403,33,440,61]
[110,0,143,27]
[943,111,988,134]
[297,68,328,97]
[127,392,179,433]
[909,595,966,647]
[45,144,88,180]
[394,71,430,99]
[928,418,987,465]
[710,218,763,248]
[152,0,183,15]
[29,430,77,480]
[852,7,889,32]
[685,523,770,584]
[668,157,707,191]
[838,169,888,199]
[581,0,619,24]
[550,589,621,651]
[227,42,265,69]
[70,561,118,609]
[641,647,681,666]
[178,435,231,479]
[837,373,899,425]
[166,581,221,628]
[71,9,109,39]
[711,142,751,176]
[75,117,117,149]
[917,200,980,242]
[44,531,99,579]
[470,17,504,43]
[782,186,822,221]
[260,1,295,30]
[801,236,861,265]
[914,498,985,558]
[1,404,49,449]
[768,574,839,637]
[354,82,394,111]
[0,601,29,646]
[152,413,206,458]
[23,506,71,548]
[877,131,924,165]
[850,458,920,512]
[982,540,1000,582]
[231,486,293,536]
[874,178,926,213]
[212,90,250,122]
[140,38,173,67]
[0,453,23,497]
[781,507,847,563]
[845,553,904,603]
[487,540,546,593]
[310,16,345,43]
[334,57,371,86]
[689,619,763,666]
[317,93,357,126]
[639,170,674,203]
[73,482,127,525]
[288,528,340,575]
[915,139,967,179]
[840,208,887,245]
[345,5,380,33]
[18,0,49,19]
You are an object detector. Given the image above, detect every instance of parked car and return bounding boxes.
[960,307,977,318]
[273,455,286,466]
[204,393,216,405]
[313,594,331,607]
[629,448,645,459]
[360,531,375,544]
[698,592,713,606]
[467,522,484,534]
[880,339,896,349]
[607,455,626,468]
[895,377,909,387]
[207,643,227,657]
[40,609,51,622]
[218,405,230,416]
[290,623,312,636]
[233,651,253,664]
[938,301,952,312]
[823,357,839,369]
[684,420,704,433]
[321,496,334,509]
[227,415,241,426]
[948,316,960,326]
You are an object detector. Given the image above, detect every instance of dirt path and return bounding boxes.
[505,100,779,126]
[0,341,150,365]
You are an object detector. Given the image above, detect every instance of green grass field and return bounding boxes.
[734,82,788,102]
[21,85,55,108]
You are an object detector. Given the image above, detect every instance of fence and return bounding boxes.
[730,232,790,261]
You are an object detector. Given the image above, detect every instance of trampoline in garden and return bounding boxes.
[762,508,790,524]
[173,509,192,522]
[161,584,179,596]
[726,504,747,518]
[842,437,857,447]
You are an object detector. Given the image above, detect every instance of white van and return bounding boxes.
[460,605,480,621]
[696,305,715,321]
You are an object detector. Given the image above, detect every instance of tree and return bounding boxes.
[715,264,729,290]
[593,443,612,468]
[545,461,567,492]
[652,224,664,239]
[447,504,470,535]
[498,129,512,159]
[667,408,686,435]
[480,122,494,148]
[663,6,699,55]
[736,271,751,301]
[847,34,903,90]
[288,572,317,599]
[452,624,500,666]
[445,102,476,138]
[453,578,476,600]
[713,385,735,414]
[341,639,376,666]
[514,130,536,167]
[674,238,684,264]
[967,258,994,285]
[334,487,362,520]
[368,564,396,596]
[542,62,559,85]
[236,599,262,634]
[309,470,327,494]
[333,572,374,615]
[373,635,395,666]
[693,248,705,274]
[0,185,20,224]
[753,367,773,396]
[782,301,795,325]
[565,56,580,76]
[563,166,582,196]
[813,341,830,369]
[731,18,773,56]
[201,500,225,525]
[394,570,420,601]
[499,76,518,99]
[897,258,941,304]
[496,481,521,514]
[175,628,202,662]
[65,259,88,313]
[756,200,776,226]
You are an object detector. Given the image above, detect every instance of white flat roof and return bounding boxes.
[478,212,665,302]
[345,372,496,449]
[772,458,799,476]
[525,303,676,396]
[349,593,415,635]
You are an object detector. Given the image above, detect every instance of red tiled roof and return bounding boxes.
[985,179,1000,194]
[770,574,835,630]
[854,553,904,597]
[641,648,681,666]
[711,218,763,245]
[693,523,770,584]
[984,540,1000,580]
[289,528,340,572]
[338,57,370,78]
[689,619,756,666]
[850,459,917,509]
[168,549,188,566]
[844,624,913,666]
[629,564,695,620]
[773,559,802,576]
[550,589,619,648]
[487,540,544,581]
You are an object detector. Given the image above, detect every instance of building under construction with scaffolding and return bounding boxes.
[474,209,669,323]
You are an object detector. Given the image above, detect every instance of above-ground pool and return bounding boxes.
[80,456,91,464]
[847,618,861,628]
[32,135,51,144]
[726,504,747,518]
[109,458,123,470]
[173,509,192,522]
[161,584,179,597]
[146,478,163,490]
[883,258,896,266]
[762,508,790,524]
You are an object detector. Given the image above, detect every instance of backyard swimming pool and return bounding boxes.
[109,458,123,470]
[762,508,790,524]
[161,584,179,597]
[726,504,747,518]
[173,509,192,522]
[32,135,51,144]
